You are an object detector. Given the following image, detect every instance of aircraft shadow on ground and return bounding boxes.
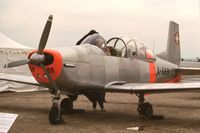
[153,104,200,110]
[62,109,200,127]
[0,104,200,128]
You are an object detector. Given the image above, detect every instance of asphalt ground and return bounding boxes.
[0,85,200,133]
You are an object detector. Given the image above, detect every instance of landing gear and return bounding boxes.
[60,98,73,113]
[49,90,63,124]
[138,102,153,119]
[49,94,77,124]
[67,95,78,101]
[137,93,153,120]
[49,106,62,124]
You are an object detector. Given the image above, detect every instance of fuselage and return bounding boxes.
[35,44,180,95]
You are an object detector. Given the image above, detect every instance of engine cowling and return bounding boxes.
[28,49,63,83]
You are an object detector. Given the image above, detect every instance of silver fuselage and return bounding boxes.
[49,44,179,95]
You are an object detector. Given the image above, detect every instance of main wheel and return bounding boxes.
[138,102,153,119]
[60,98,73,113]
[49,106,61,124]
[143,102,153,119]
[67,95,78,101]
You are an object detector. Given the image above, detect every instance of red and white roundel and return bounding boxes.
[174,32,179,45]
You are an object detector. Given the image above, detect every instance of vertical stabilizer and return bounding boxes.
[157,21,181,65]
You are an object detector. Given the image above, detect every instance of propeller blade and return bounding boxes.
[38,15,53,54]
[40,64,59,94]
[4,59,30,68]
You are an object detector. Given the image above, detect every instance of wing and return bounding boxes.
[176,67,200,75]
[0,73,39,86]
[105,82,200,94]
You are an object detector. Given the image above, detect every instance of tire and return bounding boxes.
[60,98,73,113]
[49,106,61,124]
[67,95,78,101]
[142,102,153,119]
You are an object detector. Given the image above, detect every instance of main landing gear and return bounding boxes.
[60,95,78,113]
[136,93,153,120]
[49,93,78,124]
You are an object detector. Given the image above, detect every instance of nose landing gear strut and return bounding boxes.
[49,90,64,124]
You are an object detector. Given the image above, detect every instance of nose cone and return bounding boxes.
[29,52,45,65]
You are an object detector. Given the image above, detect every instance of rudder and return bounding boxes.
[157,21,181,65]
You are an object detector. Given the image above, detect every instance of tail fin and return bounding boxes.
[157,21,181,65]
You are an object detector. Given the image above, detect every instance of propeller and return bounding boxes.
[4,59,30,68]
[40,64,60,95]
[38,15,53,54]
[4,16,62,123]
[4,15,60,93]
[4,15,53,68]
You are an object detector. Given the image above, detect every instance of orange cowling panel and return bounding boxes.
[28,49,63,83]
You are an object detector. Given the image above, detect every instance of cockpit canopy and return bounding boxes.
[107,36,155,59]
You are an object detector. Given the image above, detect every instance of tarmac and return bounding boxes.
[0,86,200,133]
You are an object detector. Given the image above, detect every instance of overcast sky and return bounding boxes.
[0,0,200,58]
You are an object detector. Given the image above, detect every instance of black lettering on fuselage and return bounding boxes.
[156,67,169,76]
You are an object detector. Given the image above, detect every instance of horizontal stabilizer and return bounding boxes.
[176,67,200,75]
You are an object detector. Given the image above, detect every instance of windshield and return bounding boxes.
[107,38,127,57]
[107,36,155,59]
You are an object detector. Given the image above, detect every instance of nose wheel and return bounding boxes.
[49,105,62,124]
[137,93,153,120]
[49,90,64,124]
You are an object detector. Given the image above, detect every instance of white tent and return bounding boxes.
[0,33,40,92]
[0,33,30,49]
